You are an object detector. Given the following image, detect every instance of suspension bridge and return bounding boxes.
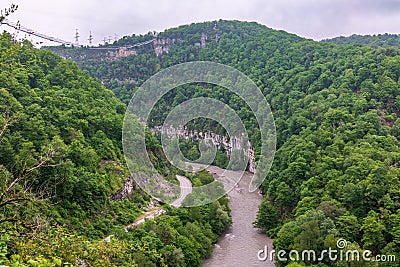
[1,19,73,46]
[88,38,156,50]
[0,19,155,50]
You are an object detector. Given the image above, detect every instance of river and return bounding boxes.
[191,164,275,267]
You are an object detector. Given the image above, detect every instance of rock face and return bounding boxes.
[108,47,138,59]
[111,172,179,202]
[153,32,219,56]
[153,38,175,56]
[111,175,138,201]
[151,126,256,173]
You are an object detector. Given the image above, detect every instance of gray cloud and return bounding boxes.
[356,0,400,13]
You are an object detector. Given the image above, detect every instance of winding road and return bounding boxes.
[105,174,192,241]
[125,175,192,228]
[171,175,193,207]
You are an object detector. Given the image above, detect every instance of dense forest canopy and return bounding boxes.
[324,33,400,48]
[46,20,400,266]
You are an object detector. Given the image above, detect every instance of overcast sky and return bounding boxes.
[2,0,400,46]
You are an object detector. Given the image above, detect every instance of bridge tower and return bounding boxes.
[88,31,93,45]
[74,29,79,46]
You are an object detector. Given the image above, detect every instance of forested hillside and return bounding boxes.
[324,33,400,48]
[47,20,400,266]
[0,32,231,266]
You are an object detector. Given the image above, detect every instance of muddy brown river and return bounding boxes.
[194,165,275,267]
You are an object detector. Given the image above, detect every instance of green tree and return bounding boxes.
[361,211,386,254]
[254,201,279,233]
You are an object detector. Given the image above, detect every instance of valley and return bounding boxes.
[1,15,400,266]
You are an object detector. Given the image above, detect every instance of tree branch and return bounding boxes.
[3,150,59,198]
[0,148,61,207]
[0,111,19,144]
[0,195,31,208]
[0,216,37,229]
